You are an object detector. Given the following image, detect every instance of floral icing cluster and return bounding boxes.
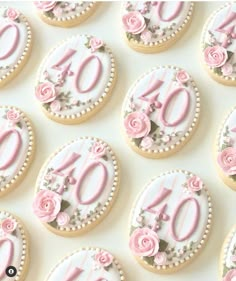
[123,70,190,150]
[4,8,20,22]
[203,31,236,77]
[2,109,22,128]
[222,240,236,281]
[35,37,104,113]
[0,217,17,235]
[94,250,114,271]
[129,176,203,266]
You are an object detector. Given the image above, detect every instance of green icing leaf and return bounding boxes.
[214,67,222,75]
[104,263,113,271]
[16,122,22,129]
[133,138,142,147]
[60,200,70,212]
[102,155,108,161]
[159,239,168,252]
[221,143,232,150]
[230,174,236,182]
[144,17,150,26]
[48,220,57,228]
[143,256,154,266]
[227,51,234,62]
[150,121,159,134]
[196,190,201,196]
[44,10,55,19]
[223,264,230,277]
[11,230,17,237]
[98,46,105,52]
[129,225,137,236]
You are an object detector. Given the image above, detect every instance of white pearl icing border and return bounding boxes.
[0,106,34,195]
[200,2,236,82]
[38,2,97,23]
[0,210,29,281]
[222,226,236,274]
[36,136,119,233]
[129,169,212,271]
[124,2,194,47]
[0,7,32,85]
[122,65,201,155]
[36,34,116,121]
[45,247,125,281]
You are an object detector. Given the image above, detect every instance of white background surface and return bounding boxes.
[1,1,235,280]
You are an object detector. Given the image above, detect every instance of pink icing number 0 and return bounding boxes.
[145,188,200,241]
[0,238,14,279]
[0,24,20,60]
[63,267,106,281]
[157,2,183,22]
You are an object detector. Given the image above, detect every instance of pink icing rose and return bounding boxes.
[50,100,61,112]
[124,111,151,139]
[35,82,57,104]
[154,252,167,265]
[53,5,63,17]
[91,142,106,159]
[222,63,233,76]
[204,45,228,68]
[218,147,236,175]
[140,29,152,43]
[6,8,19,21]
[34,1,57,11]
[95,251,113,268]
[33,190,62,223]
[56,212,70,226]
[176,70,190,84]
[129,227,159,257]
[122,11,146,34]
[89,38,104,52]
[187,176,203,192]
[1,218,17,234]
[223,269,236,281]
[6,109,21,123]
[140,136,153,149]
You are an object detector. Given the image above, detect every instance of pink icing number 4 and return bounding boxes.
[157,2,183,22]
[51,49,102,93]
[52,152,108,205]
[0,238,14,279]
[63,267,106,281]
[0,24,20,60]
[145,187,200,241]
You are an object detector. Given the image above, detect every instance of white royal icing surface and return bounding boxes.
[122,66,200,153]
[46,248,124,281]
[0,107,31,194]
[130,170,211,268]
[36,137,118,233]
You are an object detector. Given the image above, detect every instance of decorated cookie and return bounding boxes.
[35,34,116,124]
[121,2,194,53]
[201,2,236,86]
[34,2,98,27]
[121,66,200,158]
[129,170,212,273]
[33,137,119,236]
[0,106,35,197]
[220,226,236,281]
[0,7,32,87]
[0,211,29,281]
[45,247,125,281]
[215,106,236,190]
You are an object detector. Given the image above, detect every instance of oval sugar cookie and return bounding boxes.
[0,211,29,281]
[33,137,119,236]
[129,170,212,273]
[34,1,98,27]
[201,2,236,86]
[45,247,125,281]
[220,226,236,280]
[121,1,194,53]
[216,106,236,190]
[0,7,32,87]
[35,34,116,124]
[121,66,200,158]
[0,106,35,197]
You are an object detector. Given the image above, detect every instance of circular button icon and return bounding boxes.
[5,266,17,277]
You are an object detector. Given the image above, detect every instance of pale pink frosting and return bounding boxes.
[204,45,228,68]
[34,1,57,11]
[176,70,190,84]
[56,212,70,226]
[222,63,233,76]
[53,5,63,17]
[154,252,167,265]
[89,38,104,52]
[122,11,146,34]
[124,111,151,139]
[6,8,19,21]
[90,142,106,159]
[129,227,159,257]
[217,147,236,175]
[223,269,236,281]
[140,29,152,43]
[140,136,153,149]
[1,218,17,234]
[6,109,21,123]
[33,190,62,223]
[187,176,203,192]
[35,82,57,104]
[95,251,113,267]
[50,100,61,112]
